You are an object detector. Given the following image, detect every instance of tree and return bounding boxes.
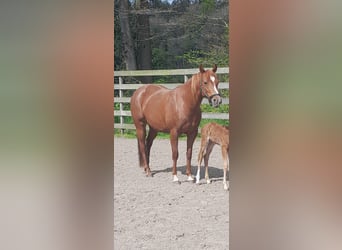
[115,0,229,76]
[135,0,153,83]
[118,0,137,70]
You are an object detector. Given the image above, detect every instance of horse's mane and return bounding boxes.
[190,72,201,97]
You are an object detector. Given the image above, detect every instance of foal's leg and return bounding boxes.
[146,127,158,166]
[196,136,207,184]
[204,142,215,184]
[222,146,229,190]
[185,131,197,181]
[170,129,179,182]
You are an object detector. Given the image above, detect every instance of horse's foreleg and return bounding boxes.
[204,142,214,184]
[186,131,197,181]
[170,130,179,182]
[222,146,229,190]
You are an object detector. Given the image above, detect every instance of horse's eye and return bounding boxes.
[204,82,208,84]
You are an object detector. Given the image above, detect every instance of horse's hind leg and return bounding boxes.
[146,126,157,166]
[136,122,151,176]
[204,142,215,184]
[196,136,208,184]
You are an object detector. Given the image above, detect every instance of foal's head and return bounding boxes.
[199,64,222,107]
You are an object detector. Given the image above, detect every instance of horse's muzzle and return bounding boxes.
[209,94,222,107]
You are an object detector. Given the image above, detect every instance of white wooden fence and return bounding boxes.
[114,67,229,132]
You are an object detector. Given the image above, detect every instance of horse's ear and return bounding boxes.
[199,64,205,73]
[212,64,217,73]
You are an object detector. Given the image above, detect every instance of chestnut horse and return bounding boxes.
[130,65,222,182]
[196,122,229,190]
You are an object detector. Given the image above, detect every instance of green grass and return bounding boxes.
[114,118,229,139]
[201,104,229,113]
[114,130,188,140]
[199,118,229,127]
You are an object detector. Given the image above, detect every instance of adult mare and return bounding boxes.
[130,65,222,182]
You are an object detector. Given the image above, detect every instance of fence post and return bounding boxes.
[184,75,188,83]
[119,77,124,134]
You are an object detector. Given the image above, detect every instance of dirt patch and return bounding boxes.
[114,137,229,249]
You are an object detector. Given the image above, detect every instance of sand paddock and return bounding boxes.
[114,137,229,249]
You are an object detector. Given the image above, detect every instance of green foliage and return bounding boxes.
[114,129,137,138]
[152,48,169,69]
[115,0,229,70]
[114,1,123,70]
[182,49,228,68]
[200,0,216,15]
[181,50,206,66]
[201,104,229,113]
[220,89,229,97]
[114,102,120,110]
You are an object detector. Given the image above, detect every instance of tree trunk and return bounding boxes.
[136,0,152,83]
[118,0,137,70]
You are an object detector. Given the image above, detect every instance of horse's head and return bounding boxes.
[199,64,222,107]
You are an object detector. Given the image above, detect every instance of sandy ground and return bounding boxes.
[114,137,229,250]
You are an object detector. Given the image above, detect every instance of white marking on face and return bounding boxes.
[213,85,219,94]
[210,76,219,94]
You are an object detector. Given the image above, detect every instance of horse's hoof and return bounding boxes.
[224,183,228,190]
[146,172,152,177]
[195,175,200,184]
[173,175,179,182]
[187,175,194,182]
[206,179,211,184]
[144,167,152,176]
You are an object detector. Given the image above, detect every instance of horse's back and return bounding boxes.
[202,122,228,133]
[131,82,201,133]
[131,84,169,120]
[202,122,229,145]
[132,84,167,102]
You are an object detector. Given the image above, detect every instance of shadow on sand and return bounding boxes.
[151,165,229,182]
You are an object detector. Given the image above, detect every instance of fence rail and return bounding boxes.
[114,67,229,133]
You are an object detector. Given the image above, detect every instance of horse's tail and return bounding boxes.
[130,86,148,169]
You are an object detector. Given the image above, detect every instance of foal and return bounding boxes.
[196,122,229,190]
